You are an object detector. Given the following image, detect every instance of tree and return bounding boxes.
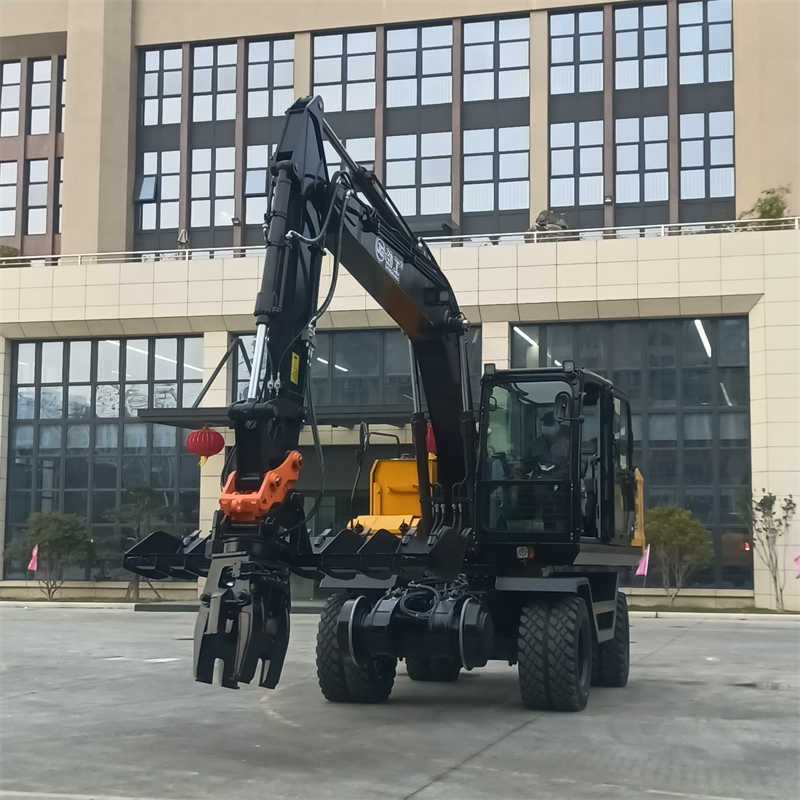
[645,506,712,605]
[8,512,89,600]
[104,487,182,601]
[748,490,796,612]
[738,186,791,223]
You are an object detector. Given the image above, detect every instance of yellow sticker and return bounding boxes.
[290,352,300,384]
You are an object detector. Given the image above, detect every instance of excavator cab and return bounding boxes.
[477,365,638,561]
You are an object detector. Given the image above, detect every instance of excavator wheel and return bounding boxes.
[517,595,592,712]
[596,592,630,687]
[316,595,350,702]
[316,594,397,704]
[405,657,460,682]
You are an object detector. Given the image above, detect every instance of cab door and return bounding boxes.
[611,393,636,544]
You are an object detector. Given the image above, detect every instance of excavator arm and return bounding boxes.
[124,97,476,689]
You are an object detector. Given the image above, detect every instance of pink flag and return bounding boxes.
[27,544,38,572]
[794,552,800,580]
[635,544,650,576]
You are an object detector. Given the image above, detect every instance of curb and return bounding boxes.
[132,601,326,614]
[3,601,798,621]
[630,610,800,622]
[0,600,137,610]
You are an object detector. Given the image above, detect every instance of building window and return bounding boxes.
[323,137,375,173]
[55,157,63,235]
[386,23,452,108]
[142,47,182,126]
[463,16,529,102]
[0,61,21,137]
[549,9,603,95]
[25,159,48,235]
[679,0,733,85]
[29,59,52,135]
[58,56,66,133]
[615,115,668,204]
[511,317,750,588]
[5,336,204,580]
[385,131,451,217]
[680,111,734,199]
[136,150,180,231]
[549,120,603,207]
[313,30,376,113]
[463,126,529,213]
[244,144,270,226]
[234,327,483,409]
[193,42,237,122]
[190,146,235,228]
[246,38,294,119]
[614,3,667,90]
[0,160,16,236]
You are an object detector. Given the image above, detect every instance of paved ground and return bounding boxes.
[1,608,798,800]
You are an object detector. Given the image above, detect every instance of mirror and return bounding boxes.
[554,391,573,423]
[581,439,598,456]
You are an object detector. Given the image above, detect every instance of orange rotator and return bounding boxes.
[219,450,303,523]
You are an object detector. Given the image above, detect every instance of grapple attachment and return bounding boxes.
[194,553,291,690]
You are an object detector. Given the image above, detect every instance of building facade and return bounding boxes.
[0,0,798,608]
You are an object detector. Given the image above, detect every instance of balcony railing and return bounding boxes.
[1,216,797,269]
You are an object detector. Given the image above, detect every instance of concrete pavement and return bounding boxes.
[0,607,798,800]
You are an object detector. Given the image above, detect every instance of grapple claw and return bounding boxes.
[193,553,291,690]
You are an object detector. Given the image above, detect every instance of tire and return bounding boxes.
[405,657,432,681]
[406,656,460,682]
[316,595,350,702]
[316,595,397,703]
[518,595,593,712]
[597,592,629,687]
[430,658,461,682]
[343,654,396,703]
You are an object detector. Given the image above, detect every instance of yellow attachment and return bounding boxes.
[351,456,437,537]
[632,467,646,548]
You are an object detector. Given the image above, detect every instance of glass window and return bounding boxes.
[680,110,734,201]
[313,29,375,112]
[1,60,22,137]
[25,159,48,235]
[387,23,452,108]
[5,335,204,579]
[511,316,751,588]
[464,126,529,216]
[464,16,528,102]
[192,42,236,122]
[190,146,234,228]
[679,0,733,85]
[550,10,603,95]
[136,150,180,231]
[141,47,182,126]
[549,120,602,209]
[0,159,17,236]
[614,4,667,90]
[29,58,52,135]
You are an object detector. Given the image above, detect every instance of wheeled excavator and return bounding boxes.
[125,96,645,711]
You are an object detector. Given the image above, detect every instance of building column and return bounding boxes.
[197,331,232,538]
[749,232,800,610]
[0,336,10,578]
[293,32,312,98]
[529,9,549,225]
[60,0,134,254]
[482,321,510,369]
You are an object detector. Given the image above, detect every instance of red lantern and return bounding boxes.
[186,428,225,465]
